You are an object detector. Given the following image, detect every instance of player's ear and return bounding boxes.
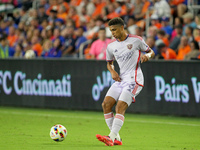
[120,25,124,30]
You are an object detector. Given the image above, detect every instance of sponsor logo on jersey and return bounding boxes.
[116,51,133,61]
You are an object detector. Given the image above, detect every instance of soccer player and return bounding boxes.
[96,17,155,146]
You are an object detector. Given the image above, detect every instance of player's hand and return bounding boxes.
[141,55,149,63]
[111,71,121,82]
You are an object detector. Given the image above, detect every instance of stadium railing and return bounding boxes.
[79,39,92,59]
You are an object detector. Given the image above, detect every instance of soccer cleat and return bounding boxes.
[114,139,122,145]
[96,134,114,146]
[105,139,122,146]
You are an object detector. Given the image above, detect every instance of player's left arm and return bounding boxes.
[141,48,155,63]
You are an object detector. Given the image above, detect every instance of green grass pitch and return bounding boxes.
[0,106,200,150]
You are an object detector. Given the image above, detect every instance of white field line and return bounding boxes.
[0,110,200,127]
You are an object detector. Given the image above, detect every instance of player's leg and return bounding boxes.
[109,100,128,142]
[109,84,143,143]
[102,96,122,145]
[96,97,117,146]
[102,96,116,114]
[96,82,121,146]
[102,82,121,131]
[102,96,116,130]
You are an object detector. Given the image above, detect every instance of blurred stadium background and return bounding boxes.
[0,0,200,149]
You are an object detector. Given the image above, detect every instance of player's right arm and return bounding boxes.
[107,61,121,82]
[106,44,120,82]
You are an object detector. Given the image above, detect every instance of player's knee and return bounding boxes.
[102,97,116,112]
[102,101,107,109]
[102,101,112,111]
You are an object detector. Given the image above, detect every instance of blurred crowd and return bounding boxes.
[0,0,200,60]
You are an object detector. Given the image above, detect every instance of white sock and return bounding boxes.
[110,114,124,142]
[116,133,121,141]
[109,132,117,142]
[109,132,121,142]
[104,112,114,131]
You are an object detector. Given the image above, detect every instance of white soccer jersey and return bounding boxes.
[106,34,150,86]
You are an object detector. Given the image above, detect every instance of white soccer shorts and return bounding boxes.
[105,81,143,106]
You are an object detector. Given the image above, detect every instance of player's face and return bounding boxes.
[109,25,123,40]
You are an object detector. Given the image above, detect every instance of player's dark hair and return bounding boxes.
[108,17,124,26]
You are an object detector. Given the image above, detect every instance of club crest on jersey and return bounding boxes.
[127,44,133,50]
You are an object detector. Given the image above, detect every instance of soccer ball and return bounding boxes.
[50,124,67,142]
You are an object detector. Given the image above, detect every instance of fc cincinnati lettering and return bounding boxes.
[0,70,72,97]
